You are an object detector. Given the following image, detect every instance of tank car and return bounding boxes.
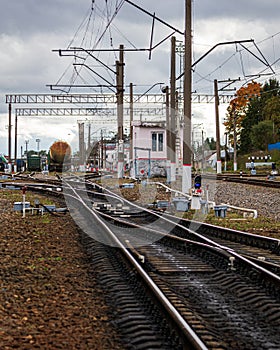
[48,141,71,172]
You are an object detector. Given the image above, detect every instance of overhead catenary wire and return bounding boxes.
[193,31,280,93]
[67,6,94,50]
[105,0,117,60]
[52,1,280,99]
[73,0,126,91]
[53,0,185,93]
[52,1,116,92]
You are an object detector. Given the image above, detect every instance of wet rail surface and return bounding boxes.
[83,179,280,276]
[95,202,280,275]
[135,241,280,349]
[2,174,280,349]
[70,179,280,349]
[67,177,280,348]
[177,219,280,274]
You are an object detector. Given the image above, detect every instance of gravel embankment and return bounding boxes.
[211,182,280,221]
[0,190,124,350]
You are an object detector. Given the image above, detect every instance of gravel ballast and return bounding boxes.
[212,181,280,221]
[0,180,279,349]
[0,190,124,349]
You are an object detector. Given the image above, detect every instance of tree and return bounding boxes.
[262,78,280,99]
[238,78,280,153]
[263,95,280,142]
[239,96,263,153]
[204,137,216,150]
[224,81,261,150]
[250,120,274,151]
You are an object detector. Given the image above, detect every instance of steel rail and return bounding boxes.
[4,176,280,291]
[61,179,208,350]
[4,177,280,346]
[69,175,280,285]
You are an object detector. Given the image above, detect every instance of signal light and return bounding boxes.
[194,175,201,189]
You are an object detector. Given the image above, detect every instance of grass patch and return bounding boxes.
[41,217,51,224]
[182,208,280,238]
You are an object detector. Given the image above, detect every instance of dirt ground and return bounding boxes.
[0,189,124,349]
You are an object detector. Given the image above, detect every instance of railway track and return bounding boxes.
[2,174,280,349]
[65,176,280,348]
[4,174,280,273]
[177,219,280,274]
[203,173,280,188]
[79,176,280,274]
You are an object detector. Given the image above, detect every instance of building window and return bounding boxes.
[152,132,164,152]
[158,133,163,151]
[152,133,157,151]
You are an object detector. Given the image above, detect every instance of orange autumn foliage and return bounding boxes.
[230,81,261,110]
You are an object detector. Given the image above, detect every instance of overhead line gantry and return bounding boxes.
[6,93,234,105]
[6,92,234,162]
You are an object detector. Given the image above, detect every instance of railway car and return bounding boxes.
[27,154,41,171]
[47,141,71,172]
[0,154,8,171]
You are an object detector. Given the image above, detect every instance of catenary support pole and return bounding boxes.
[170,36,176,182]
[129,83,133,162]
[233,110,237,171]
[201,130,205,171]
[117,44,125,178]
[214,79,222,173]
[8,103,12,164]
[87,122,91,160]
[165,86,171,183]
[224,132,228,171]
[14,111,18,169]
[78,122,85,167]
[182,0,192,193]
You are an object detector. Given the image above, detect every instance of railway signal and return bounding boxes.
[194,175,201,189]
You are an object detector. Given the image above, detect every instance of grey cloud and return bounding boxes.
[1,0,280,155]
[0,0,89,36]
[195,0,280,21]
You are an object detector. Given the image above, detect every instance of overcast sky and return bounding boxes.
[1,0,280,155]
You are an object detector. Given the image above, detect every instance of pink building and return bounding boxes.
[132,121,168,177]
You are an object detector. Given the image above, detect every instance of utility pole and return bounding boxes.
[116,44,125,178]
[201,129,205,171]
[25,140,29,157]
[233,109,237,171]
[87,122,91,159]
[216,77,240,173]
[224,132,228,172]
[36,138,40,153]
[164,86,171,183]
[24,140,29,173]
[78,122,85,166]
[100,129,104,169]
[129,83,133,163]
[14,112,18,164]
[182,0,192,193]
[8,103,12,163]
[214,79,222,173]
[170,36,176,182]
